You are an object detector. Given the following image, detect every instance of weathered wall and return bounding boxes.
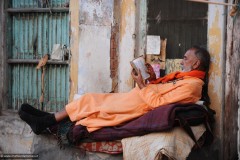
[207,1,226,158]
[69,0,138,96]
[224,0,239,159]
[69,0,80,102]
[135,0,147,58]
[78,25,112,93]
[77,0,113,94]
[117,0,136,92]
[70,0,114,100]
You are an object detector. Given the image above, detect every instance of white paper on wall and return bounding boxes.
[146,35,161,55]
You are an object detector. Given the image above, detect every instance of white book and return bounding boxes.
[130,56,150,80]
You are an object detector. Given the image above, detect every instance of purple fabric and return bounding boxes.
[68,103,206,143]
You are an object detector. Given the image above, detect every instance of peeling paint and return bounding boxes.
[78,25,112,93]
[207,3,225,138]
[118,0,136,92]
[209,10,221,76]
[69,0,80,102]
[125,75,134,86]
[70,0,114,97]
[120,0,135,42]
[79,0,113,26]
[209,9,222,102]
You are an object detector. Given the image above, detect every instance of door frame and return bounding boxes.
[0,0,8,111]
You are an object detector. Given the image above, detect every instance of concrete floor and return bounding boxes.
[0,110,123,160]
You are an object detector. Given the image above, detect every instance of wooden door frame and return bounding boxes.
[223,1,239,159]
[0,0,8,112]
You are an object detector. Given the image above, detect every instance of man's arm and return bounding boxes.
[145,63,156,82]
[131,63,157,89]
[137,82,202,108]
[131,69,146,89]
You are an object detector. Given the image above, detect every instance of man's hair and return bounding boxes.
[192,45,211,105]
[192,45,211,72]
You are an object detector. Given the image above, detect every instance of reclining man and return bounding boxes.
[18,45,210,135]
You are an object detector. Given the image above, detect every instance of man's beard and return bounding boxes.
[181,65,192,72]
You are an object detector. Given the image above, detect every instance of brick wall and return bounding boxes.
[110,25,119,92]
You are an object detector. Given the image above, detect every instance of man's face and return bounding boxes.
[180,48,200,72]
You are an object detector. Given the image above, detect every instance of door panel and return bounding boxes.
[8,0,70,111]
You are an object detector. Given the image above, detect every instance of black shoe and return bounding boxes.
[20,103,50,117]
[18,109,57,135]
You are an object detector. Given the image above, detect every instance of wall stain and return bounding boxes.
[208,8,223,136]
[120,0,135,42]
[86,52,91,58]
[69,0,80,102]
[126,76,134,88]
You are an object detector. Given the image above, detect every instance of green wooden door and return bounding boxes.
[7,0,70,112]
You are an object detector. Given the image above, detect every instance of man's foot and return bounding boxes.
[19,103,51,117]
[18,109,57,135]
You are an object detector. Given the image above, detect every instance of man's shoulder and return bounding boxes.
[182,76,204,85]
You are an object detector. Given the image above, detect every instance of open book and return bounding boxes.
[130,56,150,80]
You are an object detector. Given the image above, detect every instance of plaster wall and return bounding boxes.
[78,25,112,94]
[70,0,114,98]
[207,0,226,157]
[118,0,136,92]
[135,0,147,58]
[70,0,138,95]
[208,0,226,159]
[69,0,80,102]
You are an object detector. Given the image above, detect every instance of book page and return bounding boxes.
[130,56,150,80]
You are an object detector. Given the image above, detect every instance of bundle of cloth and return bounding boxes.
[47,103,214,159]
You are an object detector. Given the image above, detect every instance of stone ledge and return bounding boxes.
[0,110,34,153]
[0,110,123,160]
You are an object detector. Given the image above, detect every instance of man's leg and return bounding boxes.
[19,103,69,121]
[20,103,51,116]
[55,109,69,122]
[19,106,70,135]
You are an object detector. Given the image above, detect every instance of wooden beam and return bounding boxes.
[7,59,69,65]
[147,17,208,22]
[223,0,239,159]
[7,8,69,13]
[186,0,237,6]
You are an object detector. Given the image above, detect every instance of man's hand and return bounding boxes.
[131,69,146,89]
[145,63,156,81]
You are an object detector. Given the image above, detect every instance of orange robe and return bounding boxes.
[66,76,204,132]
